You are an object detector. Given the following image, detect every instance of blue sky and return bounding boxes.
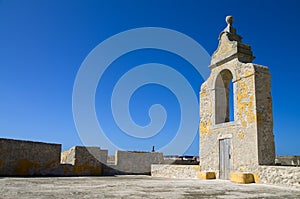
[0,0,299,156]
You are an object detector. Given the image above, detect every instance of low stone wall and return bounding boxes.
[151,164,300,188]
[258,166,300,188]
[0,138,61,176]
[151,164,200,179]
[115,151,164,174]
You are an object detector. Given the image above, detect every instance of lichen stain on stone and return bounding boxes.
[63,166,71,174]
[200,91,206,98]
[257,113,262,126]
[244,68,254,77]
[44,160,57,169]
[237,132,245,139]
[237,79,256,126]
[15,159,40,175]
[241,121,247,127]
[73,162,102,175]
[200,91,211,135]
[200,121,210,134]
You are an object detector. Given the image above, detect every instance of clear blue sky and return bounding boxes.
[0,0,299,156]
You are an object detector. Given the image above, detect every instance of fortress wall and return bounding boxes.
[0,138,61,176]
[0,138,162,176]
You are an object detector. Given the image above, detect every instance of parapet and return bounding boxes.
[0,138,61,176]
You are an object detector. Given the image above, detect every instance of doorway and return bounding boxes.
[219,138,231,179]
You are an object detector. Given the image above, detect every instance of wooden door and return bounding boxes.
[219,138,231,180]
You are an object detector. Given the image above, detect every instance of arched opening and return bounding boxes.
[215,69,234,124]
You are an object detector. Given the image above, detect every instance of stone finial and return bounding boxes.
[223,16,237,36]
[218,15,241,42]
[226,16,234,25]
[210,16,255,68]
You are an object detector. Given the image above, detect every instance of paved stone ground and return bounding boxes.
[0,175,299,199]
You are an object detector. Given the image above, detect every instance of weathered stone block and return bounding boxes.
[230,172,254,184]
[198,171,216,180]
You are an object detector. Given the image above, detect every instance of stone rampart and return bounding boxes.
[0,138,61,176]
[0,138,163,176]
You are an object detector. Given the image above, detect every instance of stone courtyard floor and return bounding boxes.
[0,175,299,199]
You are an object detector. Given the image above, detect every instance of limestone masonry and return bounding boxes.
[0,138,61,176]
[199,15,276,179]
[152,16,299,188]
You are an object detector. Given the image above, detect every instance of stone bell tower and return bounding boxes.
[199,16,275,180]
